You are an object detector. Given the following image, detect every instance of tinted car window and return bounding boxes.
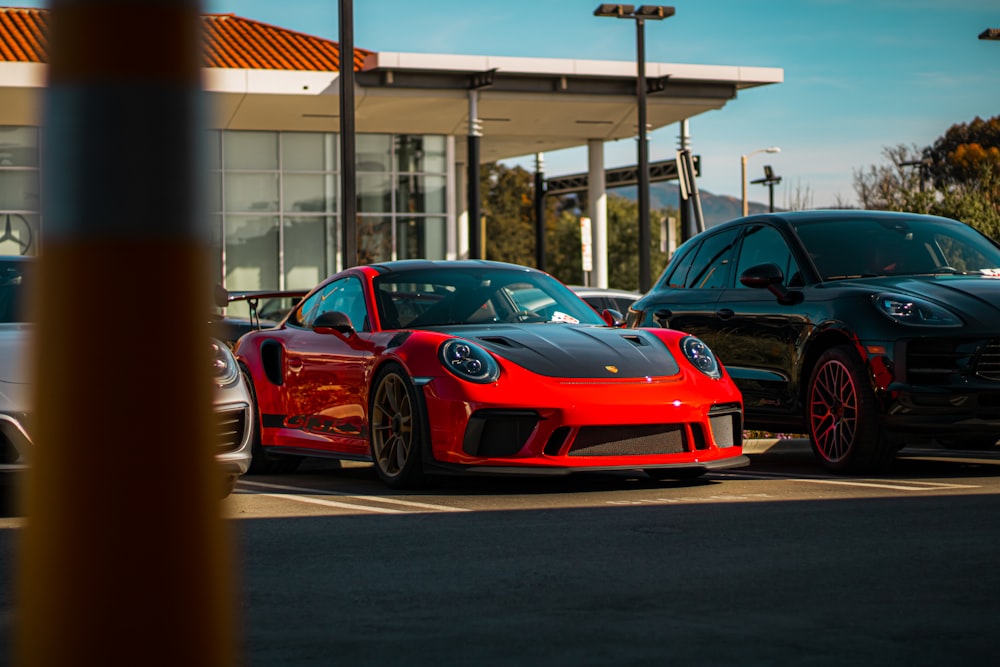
[735,224,800,287]
[685,228,740,289]
[661,241,698,288]
[793,216,1000,279]
[292,276,368,330]
[0,259,29,323]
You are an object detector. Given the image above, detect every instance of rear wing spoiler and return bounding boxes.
[213,285,310,330]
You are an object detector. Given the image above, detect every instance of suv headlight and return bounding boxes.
[439,339,500,383]
[872,293,961,326]
[210,338,240,387]
[680,336,721,379]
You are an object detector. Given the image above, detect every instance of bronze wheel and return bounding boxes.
[370,364,425,488]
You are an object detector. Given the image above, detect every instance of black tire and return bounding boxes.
[369,363,425,489]
[806,345,895,473]
[242,367,302,475]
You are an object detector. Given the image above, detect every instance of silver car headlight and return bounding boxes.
[210,338,241,387]
[680,336,721,379]
[439,339,500,384]
[872,293,962,327]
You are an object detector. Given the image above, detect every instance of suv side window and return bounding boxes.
[735,224,801,287]
[685,228,740,289]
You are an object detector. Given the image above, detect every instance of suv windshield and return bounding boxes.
[793,217,1000,280]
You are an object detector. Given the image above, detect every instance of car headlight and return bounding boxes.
[439,339,500,383]
[872,293,962,326]
[210,338,241,387]
[680,336,721,379]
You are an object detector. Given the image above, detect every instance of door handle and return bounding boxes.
[287,357,303,372]
[716,308,734,320]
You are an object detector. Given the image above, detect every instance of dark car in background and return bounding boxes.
[570,286,640,316]
[628,210,1000,472]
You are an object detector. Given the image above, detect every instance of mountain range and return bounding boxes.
[609,182,777,228]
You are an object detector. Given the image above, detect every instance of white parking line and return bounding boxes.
[714,470,978,491]
[237,480,469,513]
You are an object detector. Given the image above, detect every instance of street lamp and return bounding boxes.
[741,146,780,217]
[594,4,675,293]
[750,165,782,212]
[979,28,1000,40]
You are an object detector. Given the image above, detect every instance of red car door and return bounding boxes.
[282,276,377,456]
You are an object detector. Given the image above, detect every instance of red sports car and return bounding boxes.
[234,260,746,488]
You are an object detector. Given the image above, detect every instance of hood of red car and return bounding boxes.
[433,324,682,379]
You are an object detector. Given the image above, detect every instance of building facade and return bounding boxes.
[0,7,783,296]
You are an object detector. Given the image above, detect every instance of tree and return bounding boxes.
[480,163,678,289]
[853,115,1000,237]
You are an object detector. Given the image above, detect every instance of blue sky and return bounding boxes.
[22,0,1000,207]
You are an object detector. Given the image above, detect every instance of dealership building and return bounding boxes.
[0,6,782,294]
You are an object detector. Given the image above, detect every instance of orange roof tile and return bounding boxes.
[0,7,370,71]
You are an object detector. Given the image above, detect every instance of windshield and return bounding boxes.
[792,217,1000,281]
[0,258,30,323]
[373,267,605,329]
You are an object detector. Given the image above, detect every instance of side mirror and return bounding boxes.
[601,308,626,327]
[739,263,802,305]
[313,310,355,335]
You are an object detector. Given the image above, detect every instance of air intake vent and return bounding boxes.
[975,340,1000,381]
[569,424,686,456]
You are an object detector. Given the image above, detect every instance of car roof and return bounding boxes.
[709,209,964,234]
[368,259,544,275]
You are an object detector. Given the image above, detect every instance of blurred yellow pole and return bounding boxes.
[15,1,237,666]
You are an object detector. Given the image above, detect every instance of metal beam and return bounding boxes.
[544,156,699,196]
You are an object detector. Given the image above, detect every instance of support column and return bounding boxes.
[16,2,236,666]
[467,90,482,259]
[587,139,608,289]
[534,153,546,271]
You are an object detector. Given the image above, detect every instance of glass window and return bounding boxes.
[0,126,39,167]
[397,216,447,260]
[661,242,698,288]
[358,216,393,264]
[225,215,279,318]
[224,173,279,212]
[281,132,335,171]
[735,224,799,287]
[215,131,448,291]
[686,228,740,289]
[284,216,330,289]
[0,171,40,211]
[283,173,335,213]
[396,135,446,173]
[356,135,392,172]
[224,131,278,170]
[358,173,392,213]
[397,175,446,213]
[312,276,369,331]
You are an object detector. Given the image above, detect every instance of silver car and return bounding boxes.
[0,256,253,497]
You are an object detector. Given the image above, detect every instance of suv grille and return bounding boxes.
[975,340,1000,381]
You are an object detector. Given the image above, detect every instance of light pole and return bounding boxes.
[750,165,782,212]
[594,4,674,293]
[741,146,780,217]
